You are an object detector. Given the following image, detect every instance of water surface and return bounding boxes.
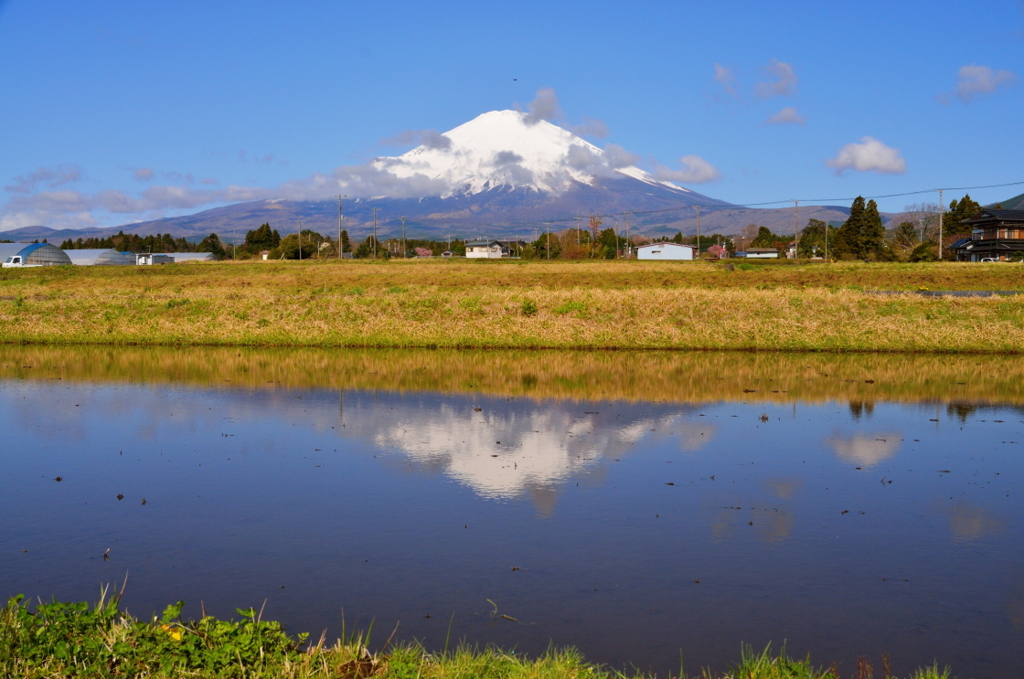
[1,347,1022,677]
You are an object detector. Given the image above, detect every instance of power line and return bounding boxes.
[530,179,1024,226]
[339,178,1023,243]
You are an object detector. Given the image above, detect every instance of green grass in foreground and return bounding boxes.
[0,591,953,679]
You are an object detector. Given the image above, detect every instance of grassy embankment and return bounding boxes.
[1,259,1023,352]
[0,592,952,679]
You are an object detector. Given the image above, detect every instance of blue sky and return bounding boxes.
[1,0,1022,232]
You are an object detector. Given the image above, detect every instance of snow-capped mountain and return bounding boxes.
[371,110,692,198]
[18,109,856,241]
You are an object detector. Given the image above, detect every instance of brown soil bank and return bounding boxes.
[1,259,1022,352]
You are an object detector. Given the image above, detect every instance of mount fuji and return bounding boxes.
[370,109,716,201]
[9,110,856,243]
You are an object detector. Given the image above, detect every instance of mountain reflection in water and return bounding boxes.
[342,391,712,508]
[1,346,1023,679]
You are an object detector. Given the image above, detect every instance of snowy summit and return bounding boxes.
[372,110,689,198]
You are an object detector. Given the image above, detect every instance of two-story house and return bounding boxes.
[953,209,1024,262]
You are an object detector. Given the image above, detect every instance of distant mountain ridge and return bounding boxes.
[5,109,907,243]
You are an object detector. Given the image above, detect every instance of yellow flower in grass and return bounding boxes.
[160,623,183,641]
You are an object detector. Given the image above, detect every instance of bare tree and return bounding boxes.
[889,202,940,242]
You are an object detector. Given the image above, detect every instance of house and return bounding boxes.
[636,242,696,260]
[465,240,503,259]
[743,247,779,259]
[953,209,1024,262]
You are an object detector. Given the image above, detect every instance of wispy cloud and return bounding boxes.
[515,87,615,142]
[604,144,640,169]
[522,87,563,125]
[765,106,806,125]
[714,63,737,97]
[379,129,452,151]
[0,161,265,230]
[653,155,721,184]
[238,151,276,164]
[4,164,84,194]
[565,116,610,139]
[755,59,797,99]
[827,136,906,174]
[941,64,1017,103]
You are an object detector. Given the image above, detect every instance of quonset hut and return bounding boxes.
[63,249,134,266]
[0,243,73,267]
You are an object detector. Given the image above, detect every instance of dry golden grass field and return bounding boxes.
[0,258,1022,352]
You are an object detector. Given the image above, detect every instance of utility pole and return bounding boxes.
[545,223,550,259]
[919,218,926,243]
[825,221,829,263]
[401,216,407,259]
[937,189,944,260]
[575,215,581,246]
[298,221,302,261]
[625,212,631,258]
[695,206,701,259]
[337,195,344,260]
[371,207,378,259]
[792,200,799,259]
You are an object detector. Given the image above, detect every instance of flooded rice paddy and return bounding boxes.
[1,347,1023,677]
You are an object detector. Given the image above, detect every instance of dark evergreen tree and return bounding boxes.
[862,199,885,257]
[197,233,226,259]
[353,235,386,259]
[798,219,829,257]
[749,226,778,248]
[340,229,351,253]
[943,194,983,236]
[245,223,280,253]
[529,231,562,258]
[597,227,619,259]
[833,196,866,259]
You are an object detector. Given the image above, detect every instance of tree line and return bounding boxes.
[60,232,227,258]
[726,193,984,262]
[55,194,988,263]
